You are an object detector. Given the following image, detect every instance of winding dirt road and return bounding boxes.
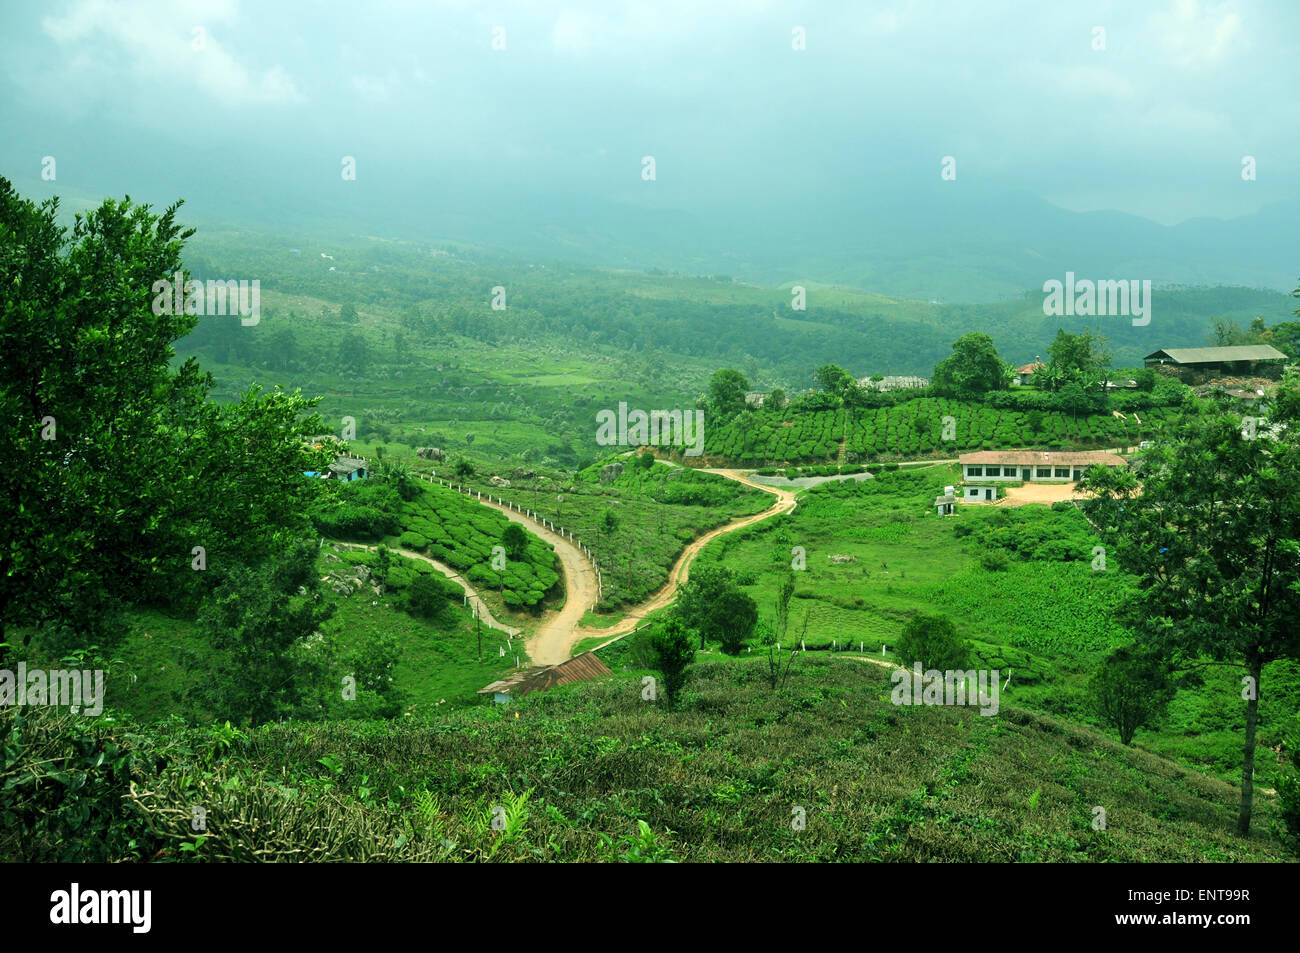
[455,493,600,665]
[579,470,796,651]
[429,469,797,664]
[337,542,520,637]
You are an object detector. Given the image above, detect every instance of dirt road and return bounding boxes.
[451,494,601,665]
[334,542,520,636]
[583,469,797,651]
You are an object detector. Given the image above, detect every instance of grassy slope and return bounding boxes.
[454,456,771,607]
[699,465,1300,787]
[30,549,525,721]
[125,659,1293,861]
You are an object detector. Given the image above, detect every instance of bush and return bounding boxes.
[404,573,457,618]
[398,531,428,552]
[649,619,696,705]
[1088,645,1173,745]
[896,613,971,671]
[979,550,1010,572]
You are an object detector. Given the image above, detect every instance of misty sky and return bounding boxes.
[2,0,1297,237]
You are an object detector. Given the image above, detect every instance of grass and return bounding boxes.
[66,658,1295,862]
[693,465,1300,789]
[455,455,770,608]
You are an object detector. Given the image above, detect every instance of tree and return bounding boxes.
[337,332,370,374]
[343,631,407,719]
[454,457,475,478]
[931,333,1006,399]
[405,573,456,619]
[674,564,736,648]
[1089,645,1173,745]
[1082,388,1300,835]
[637,450,655,469]
[896,613,971,670]
[649,618,695,706]
[0,179,333,659]
[372,544,392,593]
[815,363,854,396]
[501,522,529,560]
[267,327,297,371]
[1269,319,1300,361]
[707,368,750,420]
[767,388,788,411]
[376,458,419,501]
[1046,327,1112,393]
[712,589,759,654]
[773,571,796,645]
[187,535,334,726]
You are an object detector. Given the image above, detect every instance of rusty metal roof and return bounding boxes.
[959,450,1129,467]
[477,652,612,697]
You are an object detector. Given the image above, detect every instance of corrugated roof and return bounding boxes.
[959,450,1129,466]
[328,457,367,474]
[477,671,533,695]
[477,652,612,697]
[1144,345,1287,364]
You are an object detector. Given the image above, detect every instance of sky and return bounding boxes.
[1,0,1297,274]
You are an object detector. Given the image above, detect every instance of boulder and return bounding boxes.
[599,462,624,484]
[415,447,446,461]
[511,468,537,481]
[489,475,511,487]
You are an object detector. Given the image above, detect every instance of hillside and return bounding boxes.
[5,659,1289,862]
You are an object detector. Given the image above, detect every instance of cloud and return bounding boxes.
[41,0,305,106]
[1150,0,1244,69]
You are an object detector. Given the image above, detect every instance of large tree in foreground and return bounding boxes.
[0,177,331,656]
[1082,384,1300,835]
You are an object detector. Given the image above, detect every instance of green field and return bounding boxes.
[687,466,1300,788]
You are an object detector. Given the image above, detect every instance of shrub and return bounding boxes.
[398,531,428,552]
[896,613,971,671]
[404,573,457,618]
[979,550,1010,572]
[649,618,696,706]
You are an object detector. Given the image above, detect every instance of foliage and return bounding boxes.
[932,332,1007,399]
[1082,385,1300,835]
[184,535,334,726]
[405,573,459,619]
[896,613,971,671]
[707,368,750,421]
[648,619,696,706]
[713,589,759,655]
[1088,644,1174,745]
[0,178,332,659]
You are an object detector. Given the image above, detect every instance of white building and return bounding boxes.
[958,450,1129,493]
